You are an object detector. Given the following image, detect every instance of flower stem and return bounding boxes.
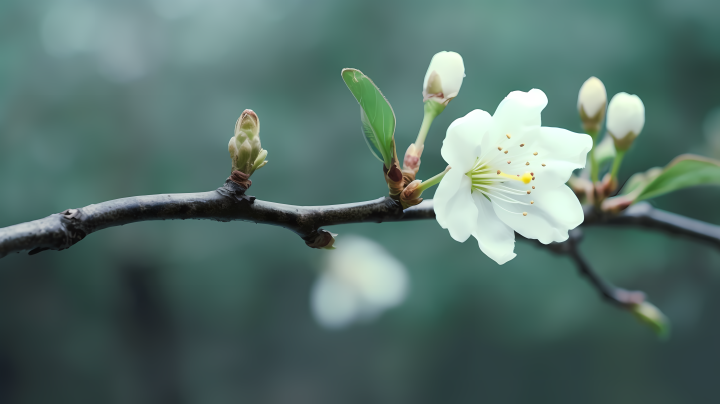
[417,166,451,193]
[414,100,444,150]
[587,129,599,183]
[610,149,626,184]
[589,149,599,183]
[414,112,435,150]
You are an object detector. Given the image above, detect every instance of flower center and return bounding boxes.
[464,133,545,215]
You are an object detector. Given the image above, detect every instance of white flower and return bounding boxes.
[433,89,593,265]
[422,51,465,105]
[310,235,409,329]
[606,92,645,148]
[577,76,607,118]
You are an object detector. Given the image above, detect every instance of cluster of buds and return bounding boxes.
[576,77,646,208]
[228,109,268,185]
[577,77,646,151]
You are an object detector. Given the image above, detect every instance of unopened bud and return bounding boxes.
[577,76,607,135]
[607,93,645,151]
[403,143,423,174]
[305,230,337,250]
[252,149,268,171]
[401,179,423,202]
[422,51,465,106]
[629,301,670,339]
[384,164,404,199]
[228,109,268,175]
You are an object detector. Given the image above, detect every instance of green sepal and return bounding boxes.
[633,154,720,202]
[342,68,396,168]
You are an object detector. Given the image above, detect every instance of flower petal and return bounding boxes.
[442,109,492,172]
[479,89,548,153]
[433,168,477,242]
[471,192,517,265]
[491,184,584,244]
[494,89,547,131]
[530,127,593,188]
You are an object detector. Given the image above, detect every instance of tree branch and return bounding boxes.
[2,183,718,319]
[591,202,720,249]
[0,182,431,259]
[2,182,719,261]
[544,229,646,307]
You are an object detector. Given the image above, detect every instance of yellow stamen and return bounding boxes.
[523,212,527,216]
[496,171,533,185]
[506,134,511,139]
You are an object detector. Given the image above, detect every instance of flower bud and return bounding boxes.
[629,301,670,339]
[607,93,645,151]
[422,51,465,106]
[403,143,423,174]
[577,76,607,135]
[228,109,268,175]
[400,179,423,209]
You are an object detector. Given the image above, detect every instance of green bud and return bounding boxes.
[228,109,268,176]
[629,302,670,339]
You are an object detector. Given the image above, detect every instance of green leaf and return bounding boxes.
[342,68,396,168]
[621,167,662,197]
[634,154,720,202]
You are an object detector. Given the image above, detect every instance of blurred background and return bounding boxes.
[2,0,720,402]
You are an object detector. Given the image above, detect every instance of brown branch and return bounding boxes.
[2,181,718,319]
[0,181,431,258]
[542,229,646,307]
[1,182,718,263]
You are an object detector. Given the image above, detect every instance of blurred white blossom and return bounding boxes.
[310,235,409,329]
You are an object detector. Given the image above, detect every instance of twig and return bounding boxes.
[595,202,720,249]
[554,229,645,307]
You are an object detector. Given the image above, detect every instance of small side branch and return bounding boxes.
[557,230,645,307]
[597,202,720,249]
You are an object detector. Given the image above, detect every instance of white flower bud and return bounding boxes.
[422,51,465,105]
[577,77,607,134]
[607,92,645,151]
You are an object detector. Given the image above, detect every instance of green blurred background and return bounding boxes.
[2,0,720,402]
